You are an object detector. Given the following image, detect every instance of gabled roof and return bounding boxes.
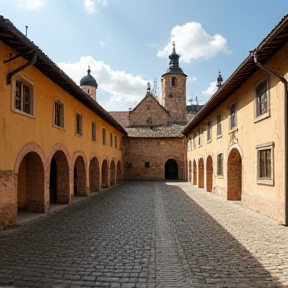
[131,92,169,115]
[0,16,126,135]
[183,13,288,135]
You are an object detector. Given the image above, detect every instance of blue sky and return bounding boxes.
[1,0,288,111]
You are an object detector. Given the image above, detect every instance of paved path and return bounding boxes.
[0,181,288,288]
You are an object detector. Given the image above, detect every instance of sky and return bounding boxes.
[1,0,288,111]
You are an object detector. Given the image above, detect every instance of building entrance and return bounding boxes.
[165,159,178,180]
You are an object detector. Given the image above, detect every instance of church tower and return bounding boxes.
[80,67,98,101]
[161,42,187,124]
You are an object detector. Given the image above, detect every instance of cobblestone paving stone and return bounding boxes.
[0,181,288,288]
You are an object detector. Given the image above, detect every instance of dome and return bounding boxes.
[80,68,98,88]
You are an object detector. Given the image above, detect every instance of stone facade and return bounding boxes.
[122,137,186,181]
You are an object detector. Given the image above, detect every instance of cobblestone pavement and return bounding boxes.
[1,182,288,288]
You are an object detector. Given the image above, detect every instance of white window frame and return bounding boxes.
[256,142,274,185]
[254,77,270,122]
[75,112,83,136]
[53,98,64,129]
[12,74,35,117]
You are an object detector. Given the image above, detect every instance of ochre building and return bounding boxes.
[0,16,126,229]
[184,14,288,224]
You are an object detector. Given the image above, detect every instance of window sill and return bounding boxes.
[228,127,238,134]
[206,139,212,144]
[217,134,222,139]
[53,124,65,131]
[12,108,35,119]
[257,179,274,186]
[217,175,224,179]
[254,113,270,123]
[75,133,83,138]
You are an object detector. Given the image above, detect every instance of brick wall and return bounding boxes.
[122,137,186,180]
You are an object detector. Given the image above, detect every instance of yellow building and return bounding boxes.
[184,14,288,224]
[0,16,126,229]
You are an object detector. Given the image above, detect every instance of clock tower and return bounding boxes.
[161,42,187,124]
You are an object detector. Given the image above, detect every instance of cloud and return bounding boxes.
[84,0,108,14]
[157,22,229,63]
[202,80,218,96]
[189,76,197,82]
[16,0,46,10]
[57,56,150,111]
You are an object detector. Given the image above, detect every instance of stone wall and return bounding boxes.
[122,137,186,181]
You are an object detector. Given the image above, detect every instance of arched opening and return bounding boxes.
[74,156,86,197]
[49,151,70,205]
[116,161,122,183]
[101,159,108,189]
[89,157,100,193]
[165,159,178,180]
[227,148,242,200]
[198,158,204,188]
[206,155,213,192]
[193,160,197,185]
[188,160,192,182]
[110,160,116,186]
[17,152,45,213]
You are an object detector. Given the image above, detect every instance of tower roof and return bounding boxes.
[80,67,98,88]
[162,42,187,77]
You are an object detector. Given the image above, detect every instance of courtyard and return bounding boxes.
[0,181,288,288]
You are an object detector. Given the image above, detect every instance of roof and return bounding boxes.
[183,13,288,135]
[125,124,185,138]
[80,68,98,88]
[0,16,126,135]
[109,111,130,128]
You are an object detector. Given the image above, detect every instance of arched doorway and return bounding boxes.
[101,159,108,189]
[165,159,178,180]
[110,160,116,186]
[206,155,213,192]
[49,151,70,204]
[17,152,45,213]
[193,160,197,185]
[227,148,242,200]
[89,157,100,193]
[116,161,122,183]
[198,158,204,188]
[188,160,192,182]
[74,156,86,197]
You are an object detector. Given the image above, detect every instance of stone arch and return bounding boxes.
[110,159,116,186]
[101,159,109,189]
[89,156,100,193]
[227,148,242,200]
[49,150,70,205]
[165,159,178,180]
[206,155,213,192]
[193,159,197,185]
[188,160,192,182]
[198,158,204,188]
[16,151,45,213]
[73,154,87,197]
[116,161,122,183]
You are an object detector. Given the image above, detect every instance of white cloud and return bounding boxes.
[189,76,197,82]
[57,56,150,111]
[202,80,218,96]
[157,22,229,63]
[16,0,46,10]
[84,0,108,14]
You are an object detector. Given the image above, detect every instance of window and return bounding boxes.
[217,113,222,137]
[230,102,236,130]
[110,133,113,147]
[75,113,83,136]
[54,99,64,128]
[91,122,96,141]
[145,162,150,168]
[115,135,118,149]
[255,78,269,120]
[171,77,177,86]
[207,120,211,142]
[217,153,223,176]
[192,134,196,150]
[13,77,34,116]
[198,129,201,147]
[256,142,274,185]
[102,128,106,145]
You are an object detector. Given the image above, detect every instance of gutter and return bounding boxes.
[252,50,288,226]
